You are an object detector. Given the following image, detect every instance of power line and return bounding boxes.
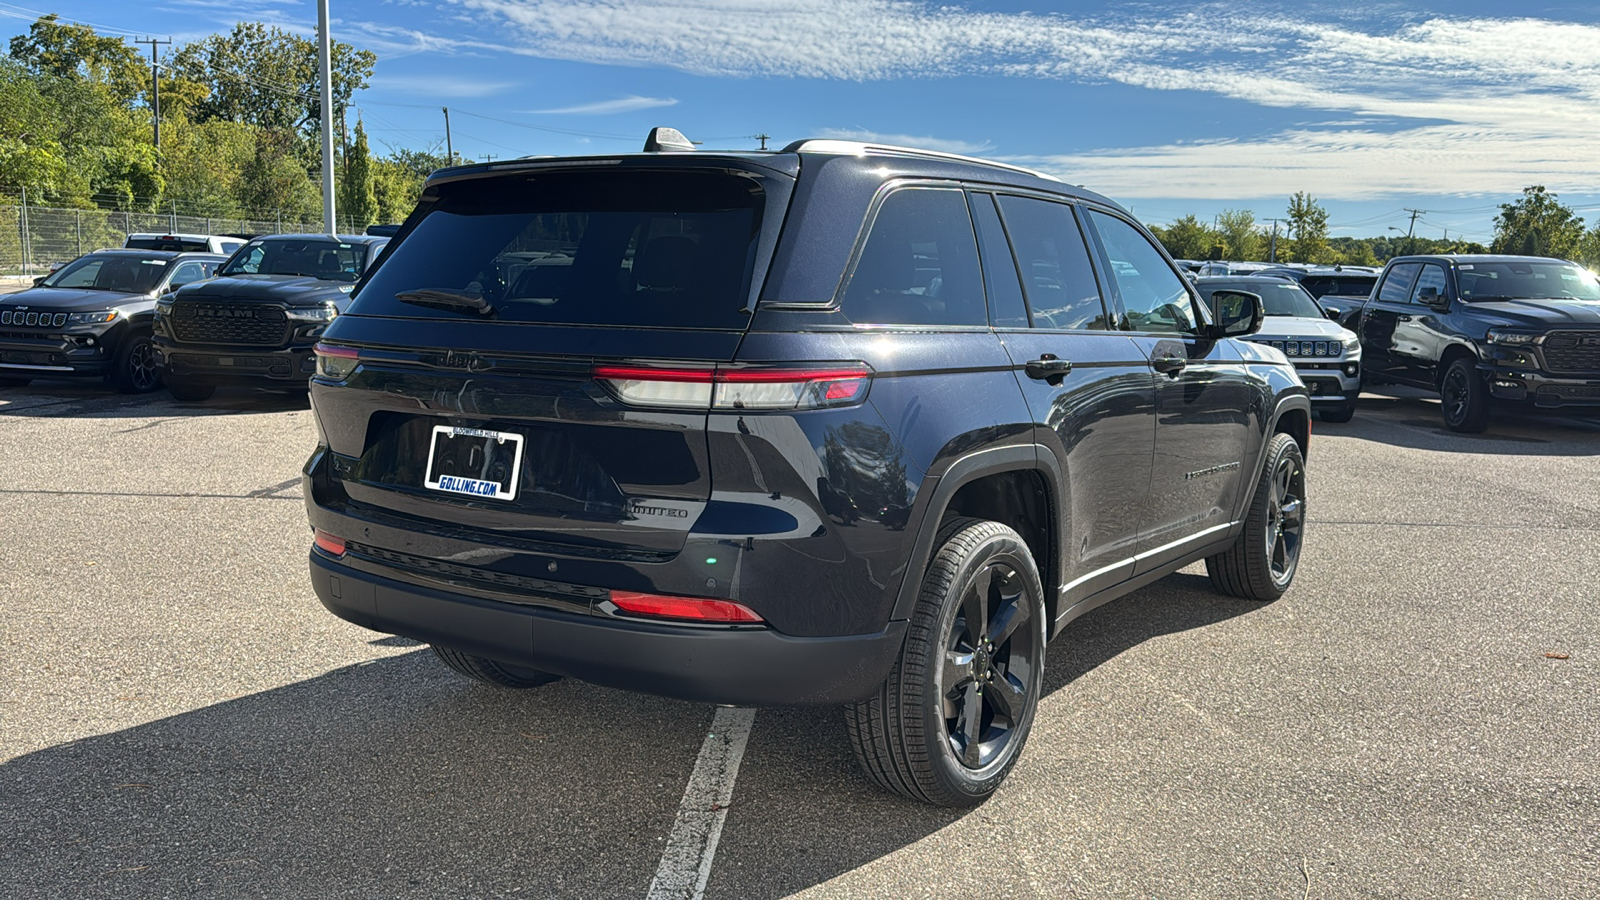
[0,2,151,38]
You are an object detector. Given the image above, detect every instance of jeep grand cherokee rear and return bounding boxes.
[305,136,1309,806]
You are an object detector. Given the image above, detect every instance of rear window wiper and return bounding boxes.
[395,289,497,317]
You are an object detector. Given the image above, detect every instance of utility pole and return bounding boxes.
[442,107,454,164]
[134,37,171,150]
[317,0,336,235]
[1402,207,1425,254]
[1264,218,1284,262]
[755,133,770,151]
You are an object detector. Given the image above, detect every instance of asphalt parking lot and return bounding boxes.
[1,381,1596,899]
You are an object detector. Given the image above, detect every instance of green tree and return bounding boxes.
[1491,186,1586,260]
[1216,209,1262,261]
[339,117,377,229]
[169,23,375,138]
[1151,214,1220,260]
[7,14,143,105]
[1285,192,1331,264]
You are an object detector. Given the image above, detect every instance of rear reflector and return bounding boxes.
[609,590,764,623]
[313,529,347,557]
[594,363,871,410]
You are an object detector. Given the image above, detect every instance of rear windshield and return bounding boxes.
[349,169,766,329]
[127,237,209,252]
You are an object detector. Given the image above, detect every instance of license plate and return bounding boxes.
[423,426,526,501]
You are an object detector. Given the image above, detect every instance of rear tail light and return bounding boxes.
[594,363,871,410]
[313,529,346,557]
[314,343,360,380]
[608,590,764,624]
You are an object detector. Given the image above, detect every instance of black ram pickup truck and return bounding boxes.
[1340,254,1600,431]
[152,234,388,400]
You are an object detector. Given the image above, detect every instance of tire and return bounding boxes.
[1439,357,1489,433]
[1207,433,1306,602]
[845,517,1047,807]
[1318,403,1355,423]
[110,332,162,393]
[166,379,217,402]
[0,377,30,388]
[431,644,561,688]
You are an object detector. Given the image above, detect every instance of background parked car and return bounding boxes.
[0,250,226,392]
[125,233,249,255]
[153,233,389,400]
[1253,266,1379,322]
[1339,254,1600,431]
[1195,275,1363,422]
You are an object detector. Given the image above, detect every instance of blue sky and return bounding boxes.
[11,0,1600,244]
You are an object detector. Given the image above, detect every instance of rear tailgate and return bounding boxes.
[308,161,792,560]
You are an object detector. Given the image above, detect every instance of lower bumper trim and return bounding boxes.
[309,551,905,706]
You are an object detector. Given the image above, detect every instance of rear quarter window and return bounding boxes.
[349,169,768,330]
[839,187,985,327]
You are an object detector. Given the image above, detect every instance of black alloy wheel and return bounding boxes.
[111,333,162,393]
[1440,357,1489,433]
[939,555,1041,770]
[846,517,1046,806]
[1207,432,1306,601]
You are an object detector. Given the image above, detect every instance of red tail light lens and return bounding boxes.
[314,343,360,380]
[313,529,347,557]
[609,590,764,623]
[594,363,871,410]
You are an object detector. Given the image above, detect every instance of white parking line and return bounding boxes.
[646,706,757,900]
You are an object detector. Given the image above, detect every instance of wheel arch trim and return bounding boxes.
[888,443,1062,624]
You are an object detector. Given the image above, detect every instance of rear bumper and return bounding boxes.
[155,338,315,385]
[309,549,905,706]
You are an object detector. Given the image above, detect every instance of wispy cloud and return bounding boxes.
[442,1,1600,199]
[815,128,993,156]
[527,95,678,115]
[369,74,519,98]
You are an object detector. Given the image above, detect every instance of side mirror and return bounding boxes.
[1417,286,1450,310]
[32,276,46,286]
[1320,304,1343,321]
[1206,289,1263,338]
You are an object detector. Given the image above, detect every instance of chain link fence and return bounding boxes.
[0,203,373,276]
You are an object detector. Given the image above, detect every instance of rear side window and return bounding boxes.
[1377,263,1421,303]
[840,188,984,326]
[351,170,766,329]
[968,193,1029,329]
[996,196,1108,330]
[1412,264,1448,302]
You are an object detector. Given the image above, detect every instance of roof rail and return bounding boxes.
[780,139,1061,182]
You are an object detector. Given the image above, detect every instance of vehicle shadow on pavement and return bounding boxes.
[702,570,1265,899]
[0,650,712,900]
[0,383,308,419]
[1332,389,1600,455]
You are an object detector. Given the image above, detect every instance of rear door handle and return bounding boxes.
[1024,355,1073,383]
[1151,355,1187,376]
[1398,314,1413,322]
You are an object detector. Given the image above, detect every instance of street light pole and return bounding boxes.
[317,0,337,235]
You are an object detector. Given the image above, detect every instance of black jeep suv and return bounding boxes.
[303,134,1311,805]
[0,249,226,392]
[1341,254,1600,431]
[152,234,388,400]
